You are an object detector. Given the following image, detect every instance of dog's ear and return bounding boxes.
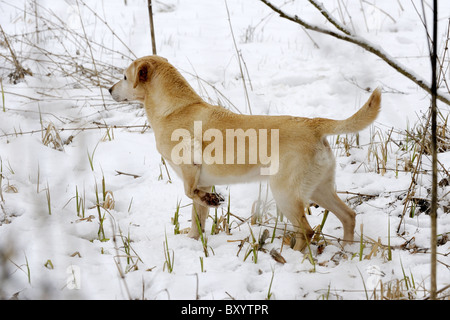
[133,61,153,89]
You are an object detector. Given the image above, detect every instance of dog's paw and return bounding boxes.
[201,192,224,207]
[186,227,200,240]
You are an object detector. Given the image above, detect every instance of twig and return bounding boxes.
[429,0,438,301]
[337,190,378,198]
[224,0,253,115]
[76,0,107,110]
[148,0,157,55]
[361,0,397,24]
[424,284,450,300]
[0,124,150,139]
[0,24,33,82]
[78,0,137,59]
[309,0,352,36]
[181,62,243,114]
[115,170,141,179]
[146,0,171,182]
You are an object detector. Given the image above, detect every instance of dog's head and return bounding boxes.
[109,55,168,103]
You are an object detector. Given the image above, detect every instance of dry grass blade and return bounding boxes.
[42,123,64,151]
[102,191,115,210]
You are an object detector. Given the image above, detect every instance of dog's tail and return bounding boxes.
[315,88,381,136]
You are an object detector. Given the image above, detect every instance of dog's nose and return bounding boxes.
[108,87,113,94]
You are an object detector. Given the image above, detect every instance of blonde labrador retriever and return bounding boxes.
[109,55,381,251]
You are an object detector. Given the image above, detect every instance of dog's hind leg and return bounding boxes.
[311,176,355,246]
[278,198,314,252]
[270,178,314,252]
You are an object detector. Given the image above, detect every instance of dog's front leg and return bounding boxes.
[179,165,223,239]
[187,187,211,239]
[180,164,224,208]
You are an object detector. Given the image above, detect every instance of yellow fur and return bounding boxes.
[109,56,381,251]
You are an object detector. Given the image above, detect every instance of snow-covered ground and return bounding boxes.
[0,0,449,300]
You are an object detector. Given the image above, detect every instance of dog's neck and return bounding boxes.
[143,66,203,121]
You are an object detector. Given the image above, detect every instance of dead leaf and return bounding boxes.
[270,248,286,264]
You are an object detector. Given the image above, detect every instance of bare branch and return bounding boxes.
[259,0,450,106]
[308,0,352,36]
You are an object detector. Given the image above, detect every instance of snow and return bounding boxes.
[0,0,449,300]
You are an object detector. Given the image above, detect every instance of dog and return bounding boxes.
[109,55,381,251]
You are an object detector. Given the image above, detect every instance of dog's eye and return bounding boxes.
[124,75,127,81]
